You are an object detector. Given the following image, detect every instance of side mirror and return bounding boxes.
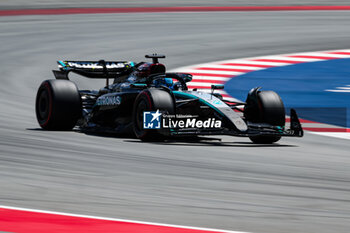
[211,84,224,98]
[211,84,224,90]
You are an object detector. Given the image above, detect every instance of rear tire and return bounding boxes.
[244,90,285,144]
[133,89,175,141]
[35,79,81,130]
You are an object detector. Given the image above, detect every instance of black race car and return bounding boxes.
[35,54,303,143]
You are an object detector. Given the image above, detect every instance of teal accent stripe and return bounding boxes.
[132,83,147,87]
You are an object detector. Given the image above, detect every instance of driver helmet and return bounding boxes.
[153,77,173,88]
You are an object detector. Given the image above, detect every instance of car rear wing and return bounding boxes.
[53,60,135,85]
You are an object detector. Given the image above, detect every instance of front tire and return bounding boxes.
[244,90,285,144]
[133,89,175,141]
[35,79,81,130]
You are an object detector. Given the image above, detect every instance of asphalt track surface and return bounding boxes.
[0,7,350,233]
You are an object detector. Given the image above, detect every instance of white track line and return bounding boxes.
[310,132,350,139]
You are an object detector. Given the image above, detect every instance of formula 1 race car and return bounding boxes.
[35,54,303,143]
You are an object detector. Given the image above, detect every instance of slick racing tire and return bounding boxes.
[36,79,81,130]
[133,89,175,141]
[244,90,285,144]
